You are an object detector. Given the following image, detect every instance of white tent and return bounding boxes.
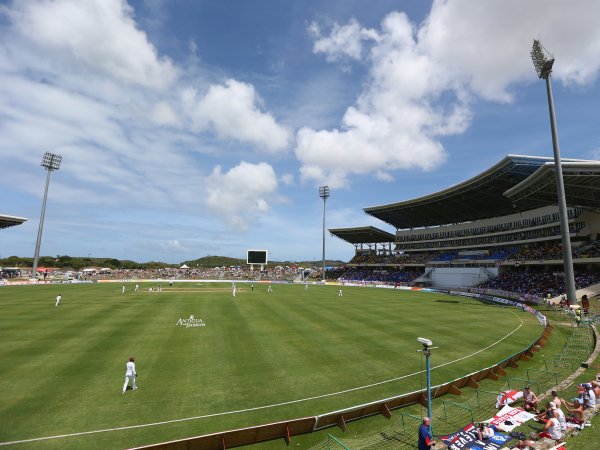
[180,264,189,269]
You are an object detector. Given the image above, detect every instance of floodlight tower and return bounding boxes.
[32,152,62,277]
[319,185,330,281]
[530,39,577,306]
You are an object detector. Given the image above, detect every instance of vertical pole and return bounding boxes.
[322,196,327,281]
[545,75,577,306]
[32,168,52,278]
[425,348,432,422]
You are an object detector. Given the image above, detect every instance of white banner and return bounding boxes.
[487,405,536,432]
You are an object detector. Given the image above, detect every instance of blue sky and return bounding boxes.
[1,0,600,264]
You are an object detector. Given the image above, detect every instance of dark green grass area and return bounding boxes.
[0,283,543,449]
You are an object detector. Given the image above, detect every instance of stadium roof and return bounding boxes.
[363,155,590,229]
[329,226,396,244]
[0,214,27,230]
[504,161,600,210]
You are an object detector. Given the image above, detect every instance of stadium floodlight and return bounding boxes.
[319,186,330,282]
[530,39,577,306]
[32,152,62,278]
[530,39,554,80]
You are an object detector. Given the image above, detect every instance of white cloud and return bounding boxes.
[6,0,177,89]
[309,18,378,62]
[280,173,295,186]
[0,0,292,234]
[205,162,278,230]
[189,79,291,153]
[299,1,600,187]
[150,101,179,126]
[419,0,600,101]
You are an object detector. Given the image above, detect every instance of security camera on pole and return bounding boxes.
[416,337,437,426]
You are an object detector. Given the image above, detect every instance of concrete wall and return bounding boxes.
[429,267,499,288]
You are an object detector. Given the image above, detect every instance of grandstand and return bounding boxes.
[0,214,27,230]
[330,155,600,292]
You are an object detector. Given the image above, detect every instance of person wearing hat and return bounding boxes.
[522,386,538,412]
[582,383,596,409]
[549,402,566,432]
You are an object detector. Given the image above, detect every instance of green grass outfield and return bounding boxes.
[0,282,543,449]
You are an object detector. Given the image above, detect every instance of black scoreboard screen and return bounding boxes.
[247,250,268,265]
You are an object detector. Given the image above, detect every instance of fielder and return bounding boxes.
[55,294,62,306]
[122,356,137,393]
[338,289,343,297]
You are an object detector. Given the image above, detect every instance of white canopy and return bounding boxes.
[180,264,189,269]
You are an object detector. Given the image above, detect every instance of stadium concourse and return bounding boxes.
[328,155,600,304]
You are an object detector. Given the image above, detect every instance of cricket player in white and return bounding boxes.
[267,284,272,293]
[55,294,61,306]
[122,285,125,294]
[135,284,139,292]
[338,289,343,297]
[232,283,236,297]
[122,356,137,393]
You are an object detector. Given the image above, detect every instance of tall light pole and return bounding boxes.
[32,152,62,278]
[530,39,577,306]
[319,185,329,282]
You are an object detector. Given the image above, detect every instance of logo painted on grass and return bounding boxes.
[176,315,206,328]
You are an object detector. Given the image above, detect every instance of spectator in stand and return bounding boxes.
[476,423,497,440]
[512,439,536,449]
[561,397,584,423]
[480,269,600,298]
[582,383,596,409]
[549,402,566,432]
[522,386,538,412]
[417,417,436,450]
[538,415,561,441]
[592,381,600,400]
[534,402,553,424]
[550,391,562,409]
[581,294,590,316]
